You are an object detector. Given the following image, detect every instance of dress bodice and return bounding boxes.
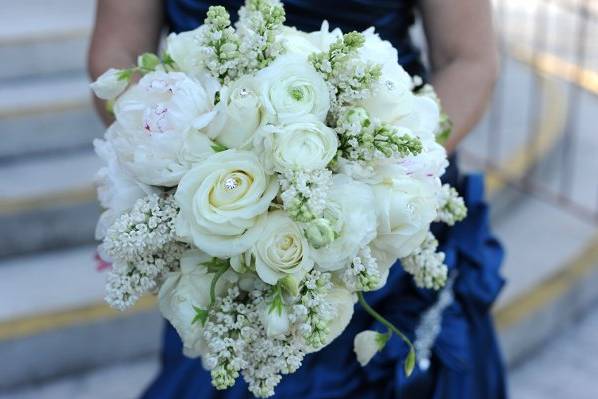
[164,0,426,77]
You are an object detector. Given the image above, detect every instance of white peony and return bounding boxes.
[93,134,158,239]
[255,54,330,123]
[252,211,313,285]
[353,330,387,366]
[206,76,262,149]
[111,70,220,186]
[394,95,441,141]
[90,68,129,100]
[398,139,448,183]
[313,174,377,271]
[280,22,342,60]
[175,149,279,258]
[371,172,438,280]
[158,250,237,358]
[359,28,399,71]
[253,117,338,173]
[165,28,204,78]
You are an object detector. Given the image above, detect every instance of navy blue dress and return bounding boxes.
[143,1,508,398]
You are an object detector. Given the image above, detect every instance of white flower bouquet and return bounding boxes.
[91,0,466,397]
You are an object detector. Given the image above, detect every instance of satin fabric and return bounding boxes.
[143,1,508,397]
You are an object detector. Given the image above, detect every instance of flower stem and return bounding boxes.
[357,291,416,375]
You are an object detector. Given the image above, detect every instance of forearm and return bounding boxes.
[88,0,163,125]
[418,0,498,153]
[430,56,498,153]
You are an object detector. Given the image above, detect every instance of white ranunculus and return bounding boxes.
[279,21,342,59]
[260,303,291,337]
[111,71,219,186]
[252,211,313,285]
[313,174,377,271]
[206,76,262,149]
[158,250,237,358]
[165,28,204,78]
[90,68,129,100]
[256,54,330,123]
[253,117,338,173]
[321,287,356,346]
[175,150,279,257]
[93,134,158,239]
[354,330,386,366]
[371,173,438,265]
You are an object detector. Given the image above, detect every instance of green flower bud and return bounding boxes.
[304,218,336,249]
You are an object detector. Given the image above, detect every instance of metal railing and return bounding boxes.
[461,0,598,224]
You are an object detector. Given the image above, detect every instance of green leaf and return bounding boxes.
[279,276,299,297]
[436,112,453,145]
[105,99,115,115]
[192,305,209,326]
[375,330,391,350]
[201,257,229,274]
[116,68,133,81]
[211,142,228,153]
[404,348,416,377]
[268,285,284,315]
[138,53,161,71]
[162,53,175,67]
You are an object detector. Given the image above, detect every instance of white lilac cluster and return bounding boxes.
[90,1,465,396]
[401,233,448,290]
[102,194,186,310]
[334,106,422,163]
[343,245,381,291]
[278,169,332,222]
[436,184,467,226]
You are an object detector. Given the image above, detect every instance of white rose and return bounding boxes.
[93,134,158,239]
[253,117,338,173]
[313,174,377,271]
[111,71,219,186]
[252,211,313,285]
[371,173,437,266]
[280,22,342,59]
[90,68,129,100]
[256,54,330,123]
[206,76,262,149]
[353,330,387,366]
[175,150,279,257]
[158,250,236,358]
[165,29,204,78]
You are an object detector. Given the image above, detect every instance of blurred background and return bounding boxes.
[0,0,597,398]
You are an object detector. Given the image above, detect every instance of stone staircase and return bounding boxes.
[0,0,102,258]
[0,0,597,395]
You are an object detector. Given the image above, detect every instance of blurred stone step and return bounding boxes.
[0,151,100,257]
[0,0,94,80]
[0,246,161,391]
[0,73,103,160]
[1,231,597,392]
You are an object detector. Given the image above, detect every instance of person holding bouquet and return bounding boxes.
[88,1,505,398]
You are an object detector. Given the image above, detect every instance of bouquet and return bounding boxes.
[91,1,466,397]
